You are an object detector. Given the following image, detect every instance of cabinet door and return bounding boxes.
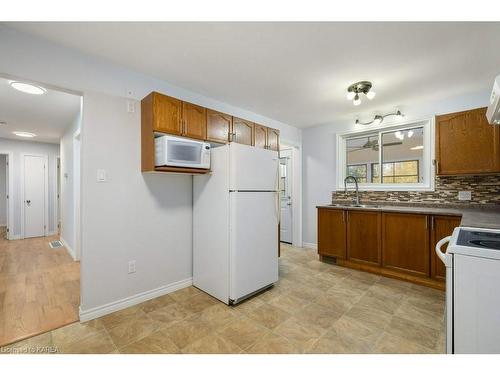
[153,93,183,135]
[206,109,231,143]
[431,215,461,281]
[232,117,254,146]
[182,102,207,140]
[346,210,381,265]
[254,124,268,149]
[382,213,430,277]
[267,128,280,151]
[317,208,346,258]
[435,107,500,175]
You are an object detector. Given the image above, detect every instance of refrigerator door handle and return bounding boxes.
[275,191,280,224]
[436,236,451,266]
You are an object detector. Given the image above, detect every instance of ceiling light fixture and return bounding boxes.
[13,131,36,138]
[346,81,376,105]
[411,145,424,150]
[355,110,404,126]
[9,81,47,95]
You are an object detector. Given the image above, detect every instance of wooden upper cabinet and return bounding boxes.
[206,109,231,143]
[317,208,346,259]
[431,215,461,281]
[435,107,500,175]
[267,128,280,151]
[182,102,206,140]
[346,210,381,265]
[382,213,430,277]
[254,124,267,149]
[150,92,183,135]
[232,117,254,146]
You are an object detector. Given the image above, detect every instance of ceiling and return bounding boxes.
[0,76,81,143]
[6,22,500,128]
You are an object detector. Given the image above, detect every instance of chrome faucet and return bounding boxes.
[344,175,360,206]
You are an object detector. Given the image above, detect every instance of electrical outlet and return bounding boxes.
[128,260,136,274]
[126,100,135,113]
[458,191,472,201]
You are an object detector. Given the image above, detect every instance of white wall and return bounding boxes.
[60,110,81,256]
[80,92,193,313]
[302,90,491,246]
[0,25,303,316]
[0,138,60,238]
[0,154,6,225]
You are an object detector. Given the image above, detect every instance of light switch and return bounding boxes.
[97,169,107,182]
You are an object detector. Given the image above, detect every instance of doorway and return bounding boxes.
[22,154,48,238]
[279,150,292,244]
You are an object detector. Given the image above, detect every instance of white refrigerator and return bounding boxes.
[193,142,279,304]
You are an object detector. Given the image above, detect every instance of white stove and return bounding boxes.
[436,226,500,354]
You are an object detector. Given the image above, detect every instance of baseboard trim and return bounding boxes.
[303,242,317,250]
[79,277,193,322]
[59,236,76,261]
[8,234,22,240]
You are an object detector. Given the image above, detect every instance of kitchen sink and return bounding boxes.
[329,203,380,208]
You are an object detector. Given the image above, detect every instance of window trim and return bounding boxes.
[335,118,435,191]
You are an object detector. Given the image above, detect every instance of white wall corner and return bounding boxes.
[79,277,193,322]
[302,242,318,250]
[60,236,76,261]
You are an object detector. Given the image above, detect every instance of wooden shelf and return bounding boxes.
[152,166,211,174]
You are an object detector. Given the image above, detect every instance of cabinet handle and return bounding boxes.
[435,159,440,174]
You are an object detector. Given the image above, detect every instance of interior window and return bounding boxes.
[344,125,425,186]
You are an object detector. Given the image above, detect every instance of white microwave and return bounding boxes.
[155,135,211,169]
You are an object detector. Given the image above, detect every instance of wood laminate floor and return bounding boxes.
[1,243,445,354]
[0,235,80,347]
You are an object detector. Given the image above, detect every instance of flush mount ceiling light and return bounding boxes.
[9,81,47,95]
[13,131,36,138]
[355,110,404,126]
[346,81,376,106]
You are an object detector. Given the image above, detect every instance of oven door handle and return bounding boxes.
[435,236,451,266]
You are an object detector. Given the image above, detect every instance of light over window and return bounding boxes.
[337,120,434,191]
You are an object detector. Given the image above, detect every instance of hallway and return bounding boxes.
[0,235,80,346]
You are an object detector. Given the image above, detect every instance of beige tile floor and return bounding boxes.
[0,243,445,354]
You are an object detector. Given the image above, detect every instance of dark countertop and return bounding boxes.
[317,203,500,230]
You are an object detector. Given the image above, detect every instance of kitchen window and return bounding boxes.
[336,119,434,191]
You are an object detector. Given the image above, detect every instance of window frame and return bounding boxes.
[336,118,435,191]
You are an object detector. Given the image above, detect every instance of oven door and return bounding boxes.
[166,138,205,168]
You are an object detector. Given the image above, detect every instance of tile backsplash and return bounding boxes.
[333,175,500,206]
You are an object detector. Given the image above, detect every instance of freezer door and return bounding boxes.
[229,192,279,301]
[230,142,279,191]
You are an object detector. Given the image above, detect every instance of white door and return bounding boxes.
[229,191,279,301]
[24,155,46,238]
[229,143,278,191]
[279,155,292,243]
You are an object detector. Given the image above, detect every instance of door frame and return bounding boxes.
[0,151,14,240]
[279,150,293,244]
[73,128,81,260]
[53,156,61,236]
[20,153,49,239]
[280,142,303,248]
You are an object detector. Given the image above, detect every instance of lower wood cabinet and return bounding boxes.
[382,212,430,277]
[316,207,459,289]
[317,208,346,258]
[347,210,381,266]
[430,215,461,280]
